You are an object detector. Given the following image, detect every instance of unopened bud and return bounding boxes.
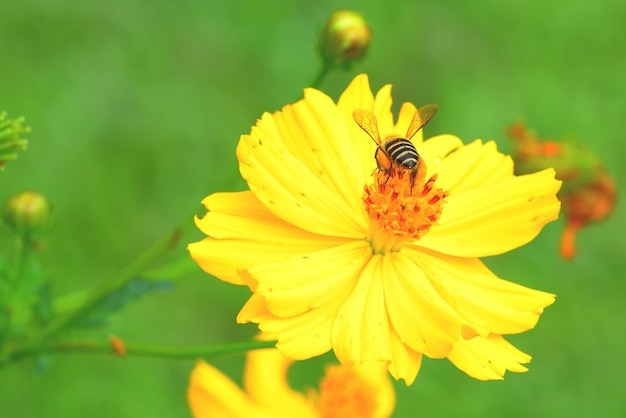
[0,112,29,171]
[559,172,616,259]
[319,10,371,69]
[3,191,52,236]
[508,123,616,260]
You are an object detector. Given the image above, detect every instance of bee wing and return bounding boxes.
[353,109,382,145]
[406,103,438,139]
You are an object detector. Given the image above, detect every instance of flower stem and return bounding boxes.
[3,168,245,363]
[26,213,197,348]
[0,233,33,349]
[310,65,330,89]
[10,338,277,361]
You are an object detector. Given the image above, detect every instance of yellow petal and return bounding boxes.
[447,334,532,380]
[331,255,393,365]
[403,247,555,335]
[421,168,562,257]
[237,293,272,322]
[337,74,378,182]
[238,293,338,360]
[337,74,375,114]
[241,241,372,360]
[416,134,463,176]
[373,83,394,137]
[384,251,466,358]
[269,302,340,360]
[327,252,425,384]
[237,94,369,237]
[244,349,317,418]
[193,191,316,240]
[188,191,349,284]
[435,140,514,194]
[251,241,372,317]
[187,361,273,418]
[290,88,366,201]
[387,328,423,385]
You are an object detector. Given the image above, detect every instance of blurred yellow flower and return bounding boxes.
[187,348,395,418]
[188,74,561,384]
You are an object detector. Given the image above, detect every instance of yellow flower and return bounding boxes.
[188,74,561,384]
[187,348,395,418]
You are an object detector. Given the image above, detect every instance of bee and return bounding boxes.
[353,104,438,192]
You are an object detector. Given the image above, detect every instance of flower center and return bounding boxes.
[318,365,378,418]
[363,161,447,254]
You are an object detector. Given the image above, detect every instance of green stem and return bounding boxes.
[5,165,244,362]
[26,213,197,347]
[10,338,277,361]
[14,233,32,283]
[0,233,33,348]
[310,65,330,89]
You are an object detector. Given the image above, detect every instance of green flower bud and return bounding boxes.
[319,10,371,69]
[3,191,52,236]
[0,112,30,171]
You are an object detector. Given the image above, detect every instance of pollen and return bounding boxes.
[363,161,447,254]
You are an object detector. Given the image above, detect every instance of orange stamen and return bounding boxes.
[363,161,447,253]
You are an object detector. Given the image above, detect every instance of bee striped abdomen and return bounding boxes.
[384,138,419,169]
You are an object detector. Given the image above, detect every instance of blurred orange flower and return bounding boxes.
[187,348,394,418]
[509,122,616,259]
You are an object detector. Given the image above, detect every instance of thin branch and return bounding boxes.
[11,338,277,361]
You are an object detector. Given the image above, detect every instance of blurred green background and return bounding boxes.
[1,0,624,416]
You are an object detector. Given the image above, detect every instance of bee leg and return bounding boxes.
[409,169,417,195]
[374,148,393,184]
[384,169,392,184]
[376,161,392,185]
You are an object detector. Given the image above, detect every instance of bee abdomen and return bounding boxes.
[385,138,419,169]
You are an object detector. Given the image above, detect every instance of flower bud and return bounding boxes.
[318,10,371,69]
[0,112,29,171]
[3,191,52,236]
[508,123,617,259]
[559,172,616,259]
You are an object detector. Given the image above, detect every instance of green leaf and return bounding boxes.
[0,247,48,340]
[142,253,199,281]
[54,278,173,329]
